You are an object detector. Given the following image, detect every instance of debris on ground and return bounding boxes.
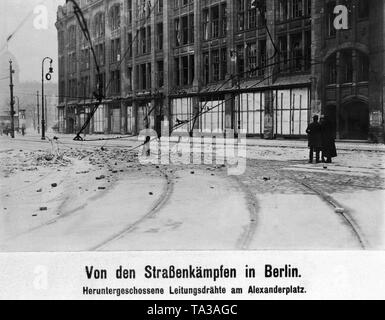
[44,154,54,161]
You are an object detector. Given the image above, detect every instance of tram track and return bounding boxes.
[229,157,369,250]
[1,136,175,250]
[232,175,260,250]
[281,169,368,249]
[1,134,372,250]
[89,167,175,251]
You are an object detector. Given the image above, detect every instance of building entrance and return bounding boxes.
[339,101,369,140]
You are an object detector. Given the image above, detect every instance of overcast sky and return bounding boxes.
[0,0,66,83]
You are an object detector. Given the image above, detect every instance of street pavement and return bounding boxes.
[0,132,384,251]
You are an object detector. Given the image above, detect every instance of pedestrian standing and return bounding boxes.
[320,115,337,163]
[306,115,322,163]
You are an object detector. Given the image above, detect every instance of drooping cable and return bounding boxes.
[179,0,280,136]
[66,0,160,141]
[66,0,104,141]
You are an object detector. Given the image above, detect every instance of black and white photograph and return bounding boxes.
[0,0,384,301]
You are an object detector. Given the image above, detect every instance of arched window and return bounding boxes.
[357,51,369,82]
[93,13,105,38]
[109,5,121,31]
[340,49,353,83]
[326,53,337,84]
[325,49,369,84]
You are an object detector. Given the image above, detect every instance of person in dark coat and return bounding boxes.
[320,115,337,163]
[306,115,322,163]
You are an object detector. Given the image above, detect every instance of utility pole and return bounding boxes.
[37,91,40,134]
[9,60,15,138]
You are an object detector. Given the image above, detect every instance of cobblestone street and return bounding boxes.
[0,134,384,251]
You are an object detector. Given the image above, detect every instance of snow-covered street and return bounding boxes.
[0,134,384,251]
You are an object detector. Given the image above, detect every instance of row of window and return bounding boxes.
[277,31,312,73]
[62,32,311,95]
[202,3,227,40]
[61,58,164,101]
[237,0,266,31]
[326,49,369,84]
[275,0,312,23]
[203,49,227,84]
[136,0,163,19]
[170,88,310,136]
[174,0,193,9]
[61,0,372,52]
[175,14,194,46]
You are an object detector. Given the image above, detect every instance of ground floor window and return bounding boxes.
[237,92,265,135]
[127,104,133,134]
[111,107,121,134]
[77,107,91,134]
[171,97,194,133]
[137,102,152,132]
[58,108,65,133]
[93,105,105,133]
[199,96,225,134]
[275,87,310,136]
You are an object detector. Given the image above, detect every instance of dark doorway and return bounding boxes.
[339,101,369,140]
[67,118,75,134]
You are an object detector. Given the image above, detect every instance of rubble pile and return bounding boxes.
[34,153,72,167]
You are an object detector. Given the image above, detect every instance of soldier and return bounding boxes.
[306,115,322,163]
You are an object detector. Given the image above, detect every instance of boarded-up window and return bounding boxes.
[127,105,133,134]
[172,98,194,133]
[237,92,265,135]
[93,105,105,133]
[199,97,225,134]
[111,108,120,133]
[275,88,310,136]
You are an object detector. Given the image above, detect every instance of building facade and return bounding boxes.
[56,0,385,142]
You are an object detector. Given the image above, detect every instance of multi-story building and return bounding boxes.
[56,0,385,142]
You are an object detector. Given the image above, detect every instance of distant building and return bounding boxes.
[56,0,385,142]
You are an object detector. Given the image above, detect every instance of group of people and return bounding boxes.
[306,115,337,164]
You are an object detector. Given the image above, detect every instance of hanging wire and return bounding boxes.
[65,0,160,141]
[66,0,104,141]
[183,0,280,136]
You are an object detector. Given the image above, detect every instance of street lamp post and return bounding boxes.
[41,57,54,140]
